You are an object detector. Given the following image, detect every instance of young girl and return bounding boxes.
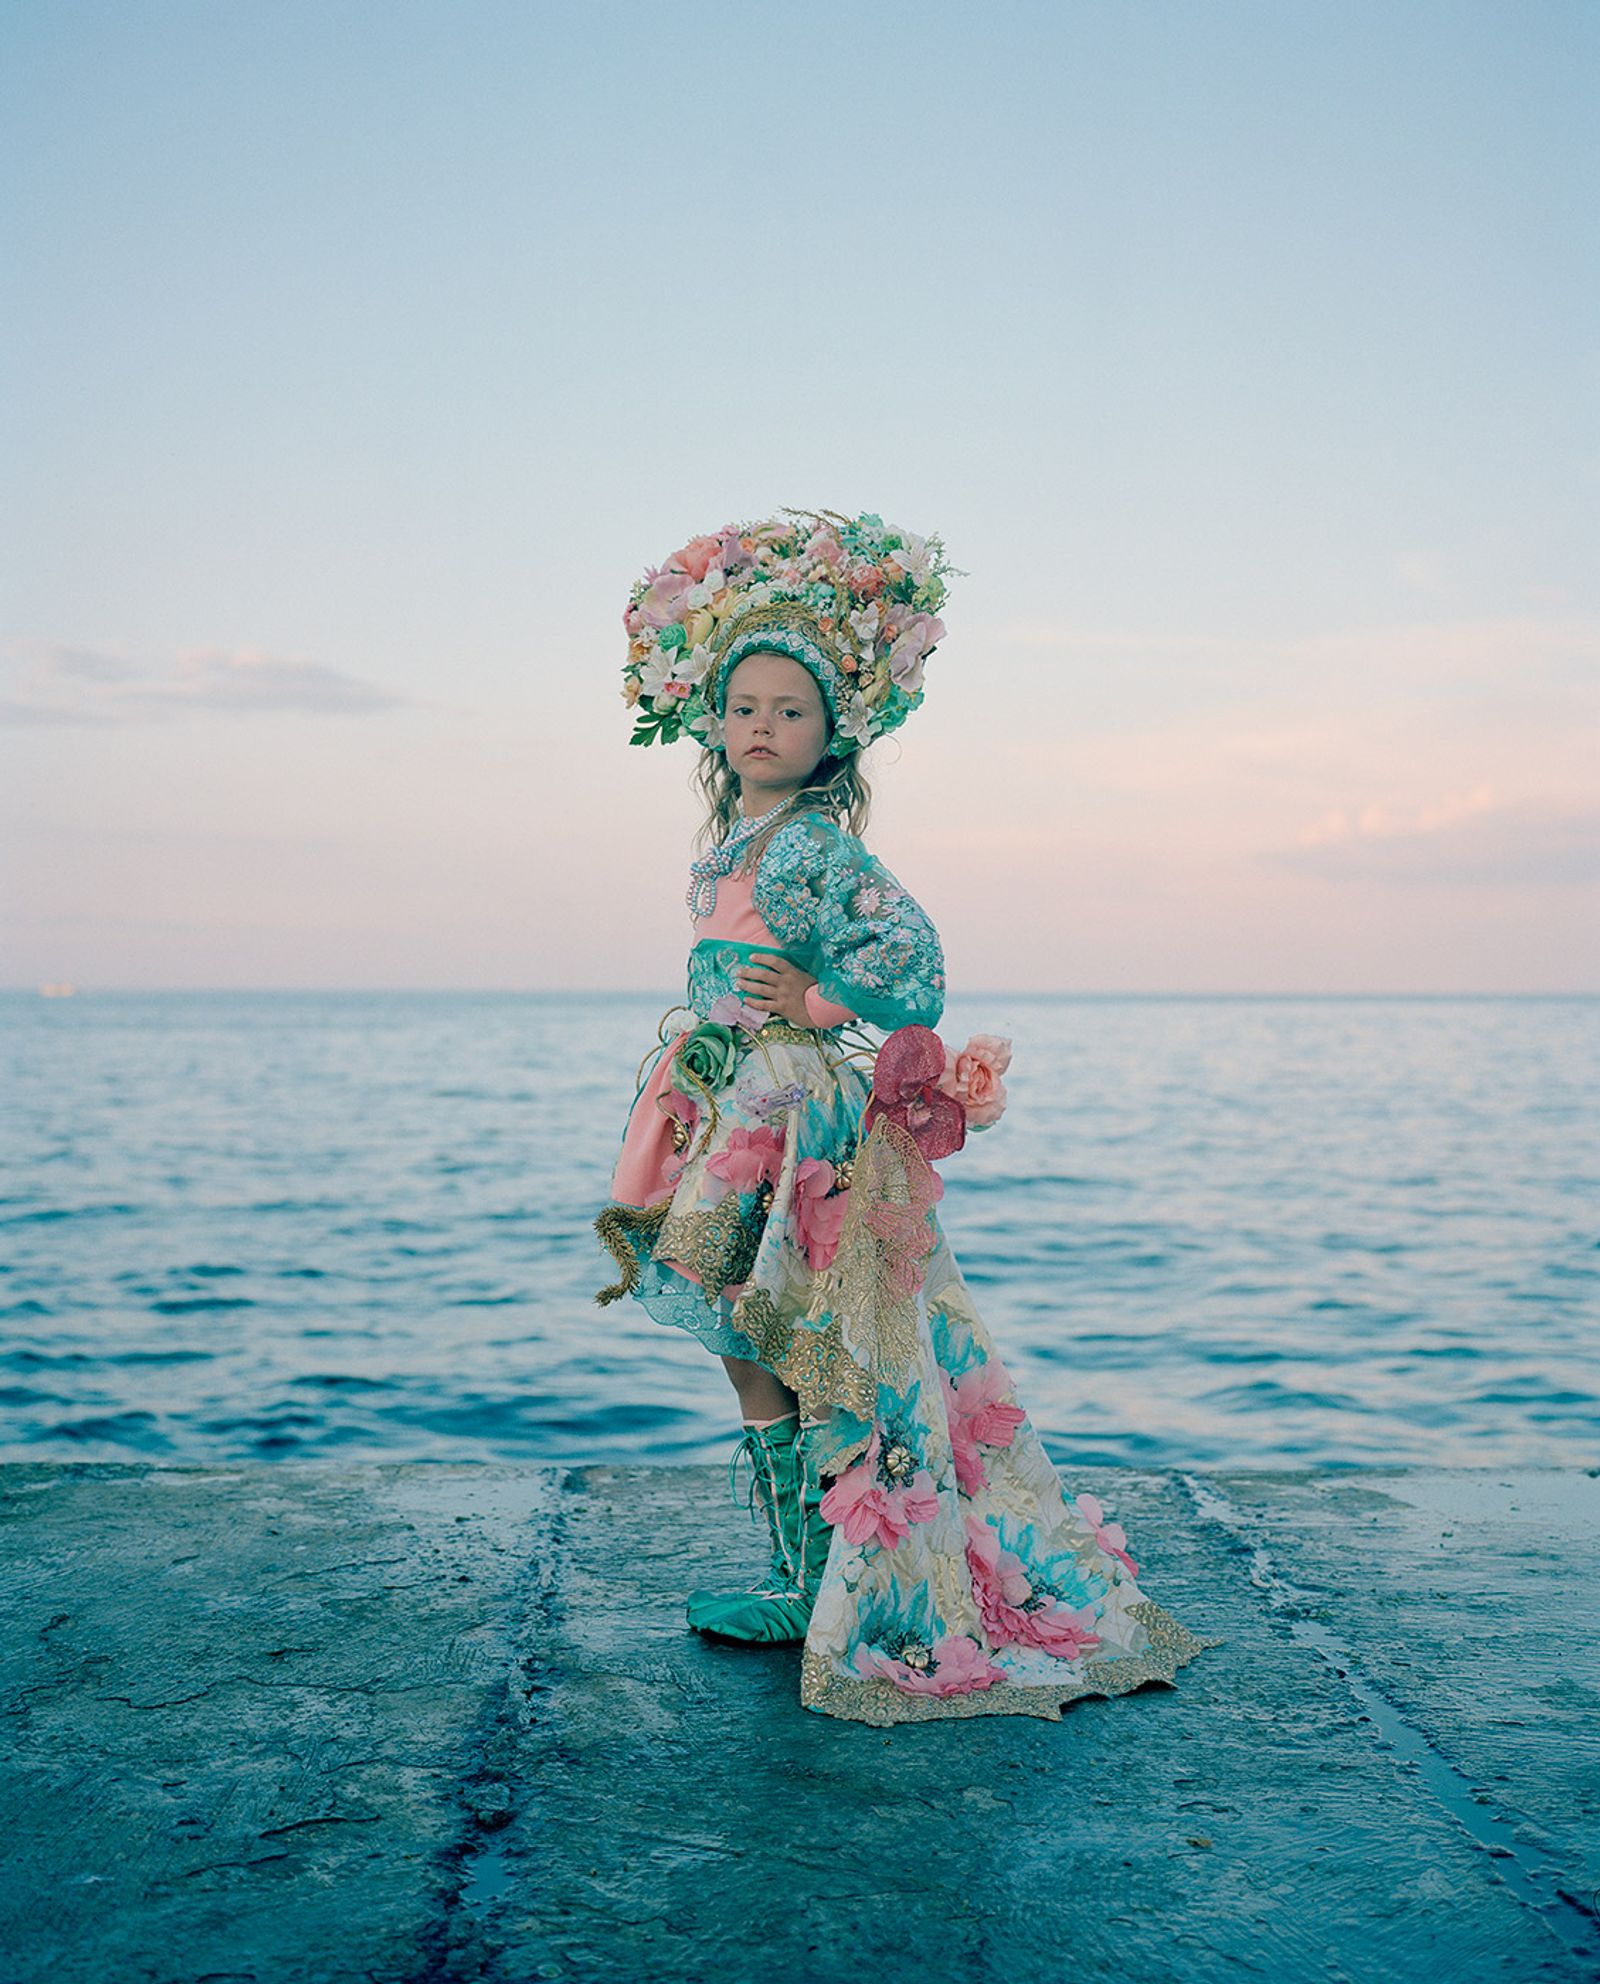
[595,508,1221,1725]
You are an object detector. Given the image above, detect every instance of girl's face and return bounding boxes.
[722,650,830,802]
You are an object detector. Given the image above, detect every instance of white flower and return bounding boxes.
[834,693,877,746]
[846,601,881,652]
[641,641,711,702]
[886,530,933,586]
[687,706,725,749]
[638,649,678,697]
[685,573,723,610]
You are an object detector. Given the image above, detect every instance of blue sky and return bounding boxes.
[3,0,1595,990]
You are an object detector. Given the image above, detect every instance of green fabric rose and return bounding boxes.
[670,1021,740,1101]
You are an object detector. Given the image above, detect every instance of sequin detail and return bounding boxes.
[752,814,945,1033]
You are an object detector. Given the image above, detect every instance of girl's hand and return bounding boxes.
[735,953,817,1027]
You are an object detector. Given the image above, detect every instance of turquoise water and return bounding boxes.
[3,990,1595,1470]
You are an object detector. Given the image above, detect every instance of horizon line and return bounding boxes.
[7,985,1598,1001]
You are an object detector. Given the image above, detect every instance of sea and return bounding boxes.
[3,990,1596,1472]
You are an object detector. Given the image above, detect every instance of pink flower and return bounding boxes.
[856,1633,1005,1697]
[703,1126,784,1203]
[668,534,723,584]
[939,1358,1023,1497]
[1073,1492,1140,1579]
[952,1358,1026,1449]
[716,525,753,575]
[941,1369,988,1496]
[886,612,946,692]
[706,990,769,1032]
[640,568,696,628]
[863,1024,966,1161]
[964,1515,1103,1660]
[938,1033,1012,1130]
[803,527,845,569]
[820,1426,941,1551]
[791,1157,848,1271]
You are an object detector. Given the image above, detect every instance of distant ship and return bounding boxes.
[37,982,77,998]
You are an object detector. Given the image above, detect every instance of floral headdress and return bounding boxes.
[620,507,958,755]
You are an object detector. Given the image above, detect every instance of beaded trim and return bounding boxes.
[800,1600,1227,1726]
[685,795,797,919]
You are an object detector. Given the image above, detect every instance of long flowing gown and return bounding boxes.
[594,809,1222,1725]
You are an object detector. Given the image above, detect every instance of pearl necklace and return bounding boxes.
[686,797,796,920]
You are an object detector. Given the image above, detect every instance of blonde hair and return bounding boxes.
[691,744,873,874]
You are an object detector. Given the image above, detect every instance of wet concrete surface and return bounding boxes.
[2,1461,1596,1983]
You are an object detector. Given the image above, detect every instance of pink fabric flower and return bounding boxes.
[668,534,723,584]
[803,527,845,569]
[791,1157,848,1271]
[886,612,946,692]
[937,1034,1012,1130]
[820,1426,941,1551]
[952,1358,1026,1449]
[703,1126,784,1203]
[707,990,769,1032]
[716,525,753,575]
[855,1633,1005,1697]
[964,1515,1103,1660]
[1073,1492,1140,1579]
[940,1368,988,1496]
[863,1024,966,1161]
[640,569,695,627]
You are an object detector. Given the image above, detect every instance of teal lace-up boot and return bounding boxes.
[685,1413,835,1645]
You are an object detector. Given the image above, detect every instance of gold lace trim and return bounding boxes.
[656,1194,764,1302]
[799,1600,1226,1727]
[592,1200,670,1305]
[752,1017,830,1046]
[731,1287,876,1446]
[824,1114,932,1389]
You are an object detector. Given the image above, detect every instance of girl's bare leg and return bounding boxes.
[720,1353,800,1423]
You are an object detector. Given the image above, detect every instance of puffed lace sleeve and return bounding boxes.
[754,813,946,1032]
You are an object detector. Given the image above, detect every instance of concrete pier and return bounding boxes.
[3,1461,1597,1982]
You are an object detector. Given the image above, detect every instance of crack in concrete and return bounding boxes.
[399,1474,572,1983]
[1178,1472,1600,1970]
[258,1811,383,1838]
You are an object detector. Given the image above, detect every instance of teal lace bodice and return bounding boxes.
[686,936,813,1021]
[682,812,946,1033]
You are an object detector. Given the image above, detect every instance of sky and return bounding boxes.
[2,0,1596,993]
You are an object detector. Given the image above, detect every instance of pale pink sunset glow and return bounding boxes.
[3,6,1594,992]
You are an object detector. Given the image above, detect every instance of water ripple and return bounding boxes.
[2,988,1596,1468]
